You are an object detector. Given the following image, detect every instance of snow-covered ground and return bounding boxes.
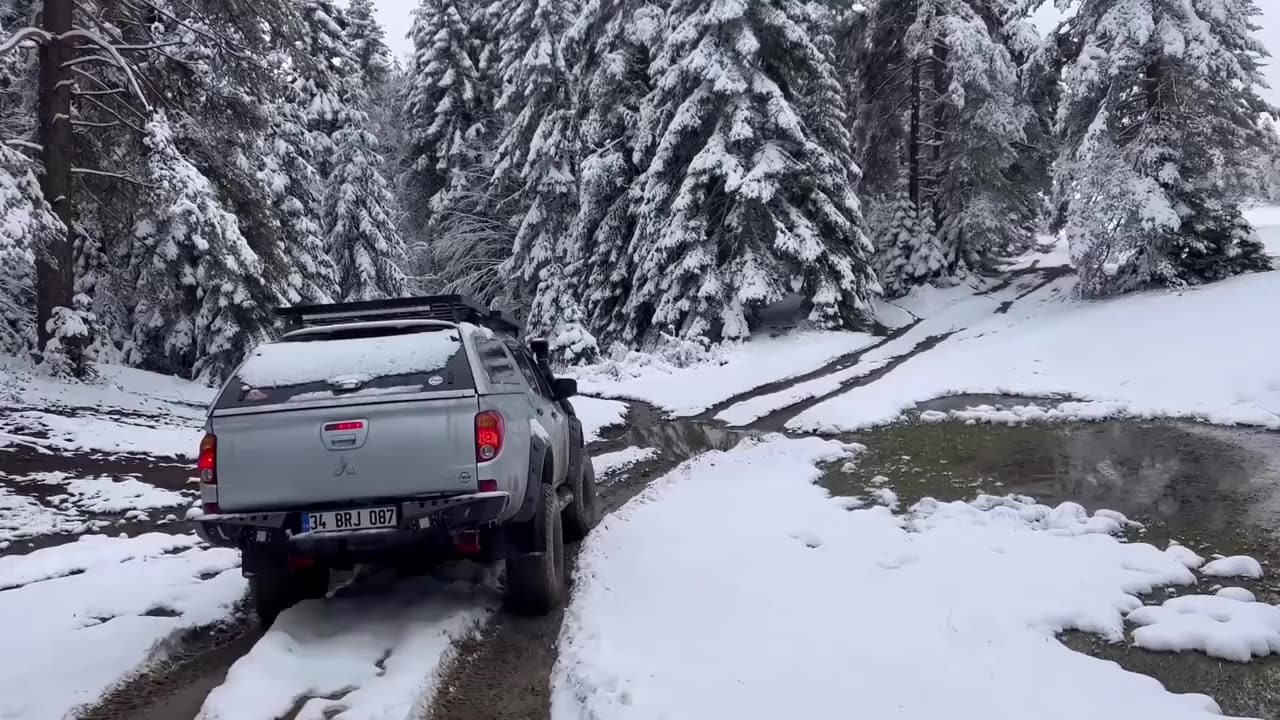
[552,437,1274,720]
[569,330,878,417]
[198,573,492,720]
[592,446,660,479]
[574,396,629,443]
[0,360,211,459]
[789,271,1280,432]
[0,533,243,720]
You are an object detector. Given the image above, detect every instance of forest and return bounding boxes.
[0,0,1276,383]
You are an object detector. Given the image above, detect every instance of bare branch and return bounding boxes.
[70,167,150,187]
[78,94,146,131]
[72,119,120,128]
[113,41,185,52]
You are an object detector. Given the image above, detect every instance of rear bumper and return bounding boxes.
[195,491,510,554]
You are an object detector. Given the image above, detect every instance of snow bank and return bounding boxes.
[2,410,203,459]
[1201,555,1265,579]
[237,329,463,387]
[1128,594,1280,662]
[1244,205,1280,256]
[593,447,660,478]
[790,272,1280,433]
[552,437,1224,720]
[574,396,629,443]
[570,330,878,417]
[198,576,491,720]
[0,533,243,720]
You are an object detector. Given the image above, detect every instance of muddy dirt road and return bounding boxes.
[7,265,1279,720]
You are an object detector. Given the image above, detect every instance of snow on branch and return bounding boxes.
[70,167,150,187]
[0,27,152,112]
[0,27,52,55]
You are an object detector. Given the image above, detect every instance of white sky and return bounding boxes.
[365,0,1279,105]
[365,0,417,61]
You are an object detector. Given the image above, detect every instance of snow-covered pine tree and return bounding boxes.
[295,0,358,179]
[402,0,487,226]
[131,116,278,383]
[1033,0,1273,295]
[624,0,878,344]
[325,105,410,302]
[0,144,62,358]
[258,96,340,306]
[346,0,393,87]
[856,0,1041,294]
[563,0,665,343]
[489,0,598,363]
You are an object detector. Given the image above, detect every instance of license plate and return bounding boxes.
[302,506,397,534]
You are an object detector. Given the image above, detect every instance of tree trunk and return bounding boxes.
[36,0,75,350]
[909,57,920,207]
[931,38,950,261]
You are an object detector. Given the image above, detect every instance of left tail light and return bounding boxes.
[198,433,219,513]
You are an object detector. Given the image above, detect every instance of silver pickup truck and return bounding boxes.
[194,296,600,623]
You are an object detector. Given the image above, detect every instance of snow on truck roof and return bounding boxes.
[237,324,463,388]
[280,319,457,339]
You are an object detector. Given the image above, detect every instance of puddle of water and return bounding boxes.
[826,419,1280,545]
[822,414,1280,719]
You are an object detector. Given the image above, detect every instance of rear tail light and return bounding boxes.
[475,411,504,462]
[197,433,219,514]
[197,434,217,484]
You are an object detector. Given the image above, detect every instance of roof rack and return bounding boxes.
[275,295,521,336]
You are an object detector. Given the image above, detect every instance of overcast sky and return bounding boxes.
[361,1,1279,104]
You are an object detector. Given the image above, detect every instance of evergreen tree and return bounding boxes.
[0,144,62,357]
[856,0,1042,295]
[295,0,357,177]
[402,0,486,226]
[130,117,277,383]
[624,0,878,344]
[346,0,393,87]
[490,0,598,362]
[325,106,411,301]
[258,98,340,306]
[564,0,664,343]
[1033,0,1273,295]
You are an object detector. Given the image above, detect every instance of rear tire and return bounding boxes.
[250,564,329,626]
[504,483,566,615]
[563,460,600,542]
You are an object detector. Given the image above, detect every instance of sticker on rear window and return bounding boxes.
[245,388,269,401]
[428,375,444,386]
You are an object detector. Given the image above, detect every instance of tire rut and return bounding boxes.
[426,416,713,720]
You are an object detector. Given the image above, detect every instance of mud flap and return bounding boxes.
[513,436,549,525]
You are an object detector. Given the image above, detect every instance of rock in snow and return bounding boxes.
[1201,555,1265,579]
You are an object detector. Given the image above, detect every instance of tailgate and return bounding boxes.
[211,396,479,511]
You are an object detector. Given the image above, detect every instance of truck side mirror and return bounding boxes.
[551,377,577,401]
[530,338,550,361]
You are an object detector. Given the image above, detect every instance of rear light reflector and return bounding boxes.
[475,411,504,462]
[202,501,220,514]
[197,433,217,484]
[453,530,481,554]
[324,421,364,432]
[478,479,498,493]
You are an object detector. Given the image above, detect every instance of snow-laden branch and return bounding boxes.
[70,167,150,186]
[4,139,43,151]
[0,27,152,112]
[61,30,151,111]
[62,55,117,69]
[0,27,52,55]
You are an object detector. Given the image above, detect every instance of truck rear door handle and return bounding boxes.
[331,434,357,448]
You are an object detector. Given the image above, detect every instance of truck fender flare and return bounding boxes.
[514,435,550,524]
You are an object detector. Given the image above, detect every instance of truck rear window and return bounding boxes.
[215,325,474,409]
